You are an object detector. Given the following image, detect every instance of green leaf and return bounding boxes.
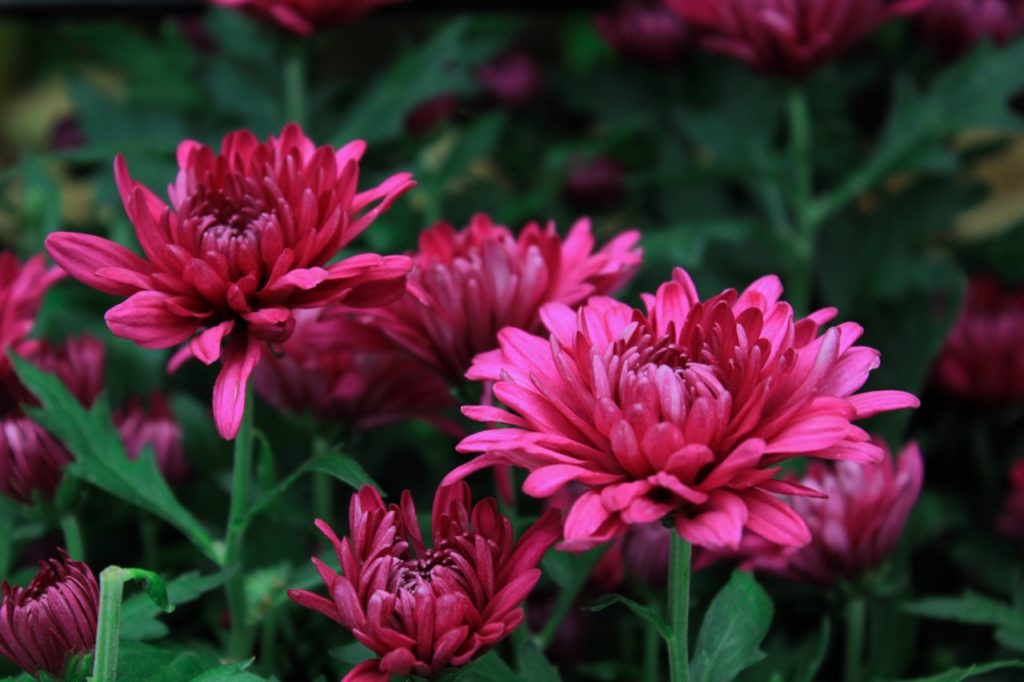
[889,660,1024,682]
[906,591,1024,653]
[10,355,221,564]
[516,640,561,682]
[586,594,671,640]
[191,661,265,681]
[121,571,231,641]
[440,651,519,682]
[690,570,774,682]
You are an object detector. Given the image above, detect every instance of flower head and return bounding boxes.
[446,267,920,552]
[0,549,99,677]
[933,276,1024,404]
[253,308,453,430]
[46,123,414,439]
[665,0,928,78]
[365,214,642,383]
[0,253,63,382]
[734,441,924,585]
[114,393,188,483]
[288,483,561,681]
[919,0,1024,60]
[212,0,402,35]
[596,0,691,65]
[998,458,1024,540]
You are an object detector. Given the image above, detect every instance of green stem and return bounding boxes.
[284,47,307,127]
[90,568,126,682]
[225,387,255,661]
[667,533,692,682]
[844,596,866,682]
[786,86,815,316]
[61,513,85,561]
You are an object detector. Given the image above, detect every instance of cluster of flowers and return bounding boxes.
[1,0,1023,680]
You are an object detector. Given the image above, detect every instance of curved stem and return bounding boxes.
[667,532,692,682]
[844,596,866,682]
[61,513,85,561]
[91,567,126,682]
[225,386,255,661]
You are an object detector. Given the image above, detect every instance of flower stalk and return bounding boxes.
[667,532,691,682]
[61,513,85,561]
[224,386,254,661]
[90,567,126,682]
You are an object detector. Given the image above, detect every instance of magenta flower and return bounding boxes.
[736,441,924,585]
[366,214,641,383]
[212,0,403,35]
[115,393,189,483]
[0,549,99,677]
[919,0,1024,60]
[46,123,414,439]
[998,458,1024,540]
[596,0,691,65]
[0,253,63,381]
[477,52,542,108]
[933,276,1024,404]
[446,267,920,552]
[288,483,561,681]
[253,308,453,431]
[665,0,928,77]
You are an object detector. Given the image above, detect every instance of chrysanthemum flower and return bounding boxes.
[288,483,560,682]
[665,0,928,78]
[446,267,920,552]
[596,0,691,65]
[734,441,923,585]
[919,0,1024,60]
[933,276,1024,404]
[46,123,414,439]
[477,52,541,108]
[365,214,642,384]
[0,253,63,380]
[115,393,189,484]
[998,458,1024,540]
[253,308,453,431]
[0,549,99,677]
[211,0,402,36]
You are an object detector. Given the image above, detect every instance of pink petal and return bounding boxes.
[46,232,152,296]
[105,291,199,349]
[190,320,234,365]
[211,335,263,440]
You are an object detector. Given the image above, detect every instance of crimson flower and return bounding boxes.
[933,276,1024,404]
[211,0,402,35]
[446,267,920,552]
[665,0,928,77]
[919,0,1024,60]
[46,123,415,439]
[0,253,63,380]
[365,214,642,383]
[733,441,923,585]
[998,458,1024,540]
[253,308,453,431]
[0,549,99,677]
[115,393,189,483]
[596,0,691,65]
[288,483,561,681]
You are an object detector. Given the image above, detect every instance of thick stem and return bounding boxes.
[284,47,307,127]
[225,387,255,661]
[786,87,815,316]
[61,513,85,561]
[90,568,126,682]
[667,532,692,682]
[844,596,866,682]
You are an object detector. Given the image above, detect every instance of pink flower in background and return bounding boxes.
[933,276,1024,404]
[998,458,1024,540]
[563,156,628,211]
[46,123,414,439]
[919,0,1024,60]
[254,308,453,431]
[365,214,642,383]
[477,52,542,108]
[735,441,924,585]
[0,550,99,677]
[0,253,63,381]
[447,267,919,552]
[288,483,560,682]
[212,0,403,35]
[596,0,691,65]
[665,0,928,77]
[115,393,189,483]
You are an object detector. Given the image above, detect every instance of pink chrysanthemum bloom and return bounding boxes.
[211,0,403,36]
[933,276,1024,404]
[0,253,63,380]
[254,308,453,431]
[734,441,924,585]
[46,123,414,439]
[366,214,642,384]
[919,0,1024,60]
[445,267,920,552]
[596,0,691,65]
[665,0,928,78]
[0,549,99,677]
[114,393,189,484]
[288,483,560,682]
[998,458,1024,540]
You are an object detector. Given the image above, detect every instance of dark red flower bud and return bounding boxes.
[596,0,691,65]
[115,393,189,484]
